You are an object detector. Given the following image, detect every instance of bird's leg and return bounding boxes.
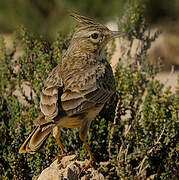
[53,126,66,161]
[80,133,95,169]
[79,121,95,173]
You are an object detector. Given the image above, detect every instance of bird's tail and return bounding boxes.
[19,122,55,154]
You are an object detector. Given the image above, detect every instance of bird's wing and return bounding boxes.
[39,65,64,121]
[61,60,115,116]
[39,56,115,121]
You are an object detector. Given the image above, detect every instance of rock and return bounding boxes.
[37,154,104,180]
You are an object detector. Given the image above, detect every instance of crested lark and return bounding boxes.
[19,12,123,171]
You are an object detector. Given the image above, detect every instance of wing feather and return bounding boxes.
[40,65,63,119]
[40,56,115,121]
[61,59,115,116]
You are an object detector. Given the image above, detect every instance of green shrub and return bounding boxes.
[0,1,178,179]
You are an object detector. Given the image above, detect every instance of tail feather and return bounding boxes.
[19,122,55,154]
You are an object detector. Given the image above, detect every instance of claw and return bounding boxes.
[79,158,96,177]
[56,153,67,163]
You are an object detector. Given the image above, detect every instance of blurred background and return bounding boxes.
[0,0,179,72]
[0,0,179,71]
[0,0,126,40]
[0,0,178,38]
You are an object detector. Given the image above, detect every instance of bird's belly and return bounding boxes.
[57,105,104,129]
[58,116,84,128]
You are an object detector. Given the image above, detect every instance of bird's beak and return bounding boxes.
[111,31,125,38]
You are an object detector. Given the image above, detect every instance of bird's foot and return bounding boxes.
[56,153,67,163]
[79,159,96,177]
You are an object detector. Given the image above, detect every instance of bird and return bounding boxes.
[19,12,124,171]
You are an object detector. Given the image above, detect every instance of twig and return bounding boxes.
[137,124,166,176]
[108,97,121,159]
[164,65,175,86]
[125,144,130,163]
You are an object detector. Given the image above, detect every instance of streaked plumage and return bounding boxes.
[19,12,124,171]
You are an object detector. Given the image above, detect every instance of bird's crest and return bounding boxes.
[70,11,98,26]
[70,11,107,34]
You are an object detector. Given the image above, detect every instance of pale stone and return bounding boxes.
[37,154,104,180]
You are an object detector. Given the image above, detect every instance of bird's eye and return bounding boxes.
[91,33,99,39]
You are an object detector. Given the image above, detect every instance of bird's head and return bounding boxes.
[69,12,124,55]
